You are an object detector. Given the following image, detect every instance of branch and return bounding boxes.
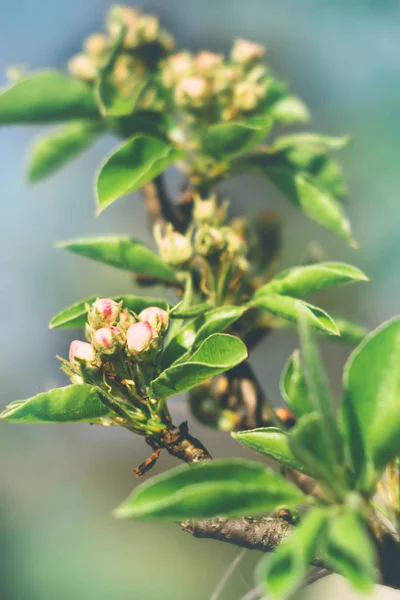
[181,516,293,552]
[142,175,186,231]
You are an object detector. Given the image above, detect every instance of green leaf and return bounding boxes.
[0,71,99,124]
[203,116,272,159]
[96,134,184,212]
[151,334,248,401]
[298,310,344,472]
[255,262,367,299]
[114,458,308,520]
[170,303,214,319]
[251,295,339,336]
[161,305,247,369]
[268,95,310,124]
[272,171,354,245]
[232,427,311,474]
[232,152,353,244]
[280,350,313,418]
[258,508,329,599]
[0,384,109,423]
[95,74,147,117]
[341,317,400,485]
[271,133,350,153]
[58,235,176,281]
[322,512,377,593]
[49,294,168,329]
[27,121,102,183]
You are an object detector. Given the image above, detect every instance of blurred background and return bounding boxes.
[1,0,400,598]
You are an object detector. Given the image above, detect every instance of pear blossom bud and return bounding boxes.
[84,33,109,59]
[193,195,217,224]
[194,51,222,73]
[67,53,97,82]
[69,340,95,365]
[175,76,210,108]
[155,224,193,268]
[89,298,121,328]
[138,307,169,333]
[126,321,158,359]
[231,39,265,65]
[107,6,140,48]
[92,326,125,355]
[195,226,226,258]
[118,308,137,331]
[138,15,160,43]
[234,81,260,111]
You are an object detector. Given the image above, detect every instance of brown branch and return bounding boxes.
[142,176,186,231]
[181,516,292,552]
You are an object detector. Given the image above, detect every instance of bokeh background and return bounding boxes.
[1,1,400,598]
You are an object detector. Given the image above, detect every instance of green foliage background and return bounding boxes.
[1,0,399,598]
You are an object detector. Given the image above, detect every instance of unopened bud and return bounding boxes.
[69,340,95,365]
[139,307,169,333]
[231,39,265,65]
[92,326,125,356]
[193,195,217,224]
[175,76,210,108]
[126,321,158,360]
[233,81,260,111]
[138,15,160,43]
[107,6,140,48]
[195,225,226,258]
[89,298,121,328]
[84,33,110,59]
[67,53,97,82]
[118,308,137,331]
[194,51,222,73]
[155,224,193,268]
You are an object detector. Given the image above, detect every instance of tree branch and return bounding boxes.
[142,175,186,231]
[181,516,293,552]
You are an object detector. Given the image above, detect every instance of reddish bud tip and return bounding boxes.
[138,307,169,332]
[126,321,158,357]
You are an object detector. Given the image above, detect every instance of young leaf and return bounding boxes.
[203,116,272,159]
[114,458,308,520]
[0,384,109,423]
[161,305,247,369]
[151,334,248,401]
[49,295,168,329]
[232,428,311,474]
[271,133,350,153]
[96,134,184,212]
[280,350,313,418]
[58,235,176,281]
[251,295,339,336]
[255,262,367,298]
[322,512,377,593]
[95,74,147,117]
[268,95,310,125]
[27,121,102,183]
[258,508,329,599]
[298,310,344,469]
[341,317,400,484]
[170,303,213,319]
[0,71,99,124]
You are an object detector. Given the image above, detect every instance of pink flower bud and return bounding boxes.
[67,53,97,82]
[118,308,137,331]
[175,76,210,108]
[126,322,158,357]
[138,307,169,332]
[89,298,121,327]
[231,39,265,65]
[92,326,125,355]
[194,51,222,72]
[84,33,109,58]
[69,340,95,365]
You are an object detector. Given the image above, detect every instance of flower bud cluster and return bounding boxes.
[68,299,170,383]
[162,38,269,120]
[68,4,174,97]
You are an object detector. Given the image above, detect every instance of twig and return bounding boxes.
[181,517,292,552]
[209,549,247,600]
[239,586,263,600]
[142,175,185,231]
